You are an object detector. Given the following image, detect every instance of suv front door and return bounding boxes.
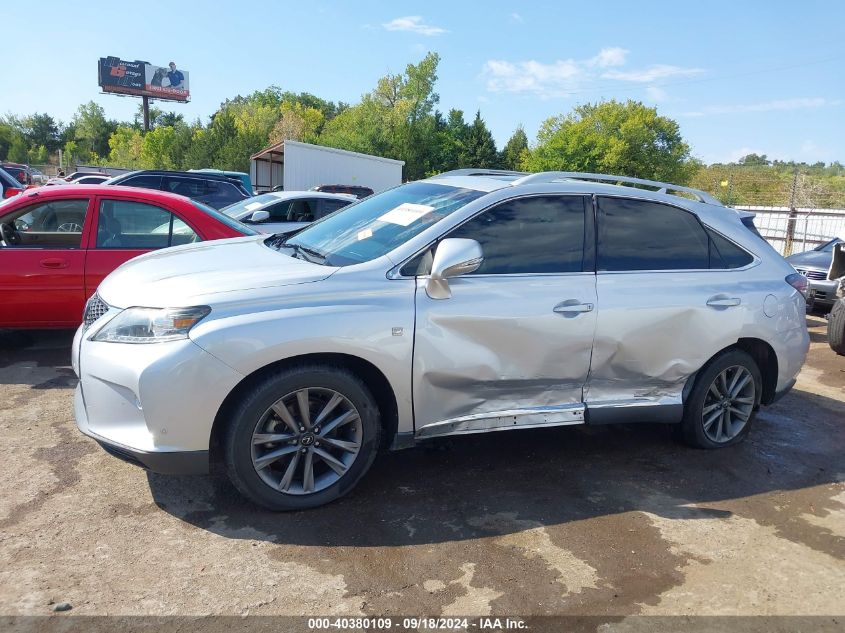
[0,197,91,327]
[411,195,596,437]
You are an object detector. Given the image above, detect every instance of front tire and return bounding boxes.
[681,349,761,449]
[224,365,381,510]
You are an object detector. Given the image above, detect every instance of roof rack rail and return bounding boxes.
[511,171,722,205]
[431,169,529,178]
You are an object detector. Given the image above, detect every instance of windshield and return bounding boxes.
[190,200,259,236]
[274,182,485,266]
[222,193,281,218]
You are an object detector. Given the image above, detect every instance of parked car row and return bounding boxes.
[0,184,256,328]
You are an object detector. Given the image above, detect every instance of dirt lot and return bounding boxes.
[0,316,843,623]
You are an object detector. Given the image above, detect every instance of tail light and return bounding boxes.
[3,187,22,199]
[785,272,809,298]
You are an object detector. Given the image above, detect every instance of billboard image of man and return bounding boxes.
[167,62,184,88]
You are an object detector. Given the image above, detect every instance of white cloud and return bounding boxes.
[646,85,668,102]
[483,58,582,96]
[510,12,524,23]
[682,97,841,118]
[589,47,628,68]
[382,16,447,36]
[601,64,704,83]
[482,49,702,97]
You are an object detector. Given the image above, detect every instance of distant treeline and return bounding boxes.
[1,52,842,207]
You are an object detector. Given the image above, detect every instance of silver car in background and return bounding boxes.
[73,170,810,510]
[786,238,843,310]
[222,190,356,235]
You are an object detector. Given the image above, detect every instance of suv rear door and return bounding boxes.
[586,196,754,420]
[412,195,596,436]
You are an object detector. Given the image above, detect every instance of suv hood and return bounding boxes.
[97,235,337,308]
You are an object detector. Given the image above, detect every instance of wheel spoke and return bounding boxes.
[709,383,723,399]
[722,409,733,440]
[703,408,722,430]
[302,450,315,493]
[278,450,301,491]
[314,393,344,426]
[718,371,729,395]
[318,409,359,436]
[733,396,754,405]
[296,389,311,429]
[253,433,295,445]
[254,444,299,470]
[313,447,348,476]
[319,437,361,453]
[703,402,722,415]
[730,374,751,398]
[729,406,750,420]
[271,402,299,433]
[727,368,742,394]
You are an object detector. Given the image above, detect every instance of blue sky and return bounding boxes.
[2,0,843,164]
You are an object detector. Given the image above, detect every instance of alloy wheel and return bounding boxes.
[701,365,756,443]
[251,388,362,495]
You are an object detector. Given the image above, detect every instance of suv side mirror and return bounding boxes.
[250,210,270,223]
[425,238,483,299]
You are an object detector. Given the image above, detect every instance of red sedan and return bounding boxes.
[0,185,256,328]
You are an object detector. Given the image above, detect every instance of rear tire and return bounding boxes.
[223,365,381,511]
[828,299,845,356]
[681,349,761,449]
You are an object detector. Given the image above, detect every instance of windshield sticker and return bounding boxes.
[377,203,435,227]
[357,228,373,241]
[244,202,263,212]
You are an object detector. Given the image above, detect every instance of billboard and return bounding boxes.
[98,56,190,102]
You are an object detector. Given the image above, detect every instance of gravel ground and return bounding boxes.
[0,316,842,624]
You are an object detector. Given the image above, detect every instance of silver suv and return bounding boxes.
[72,171,810,510]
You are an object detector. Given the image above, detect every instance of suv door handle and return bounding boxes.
[553,300,594,314]
[40,258,69,269]
[706,295,741,308]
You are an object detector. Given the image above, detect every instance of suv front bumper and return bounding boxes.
[72,324,244,475]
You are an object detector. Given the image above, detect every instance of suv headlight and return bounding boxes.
[92,306,211,343]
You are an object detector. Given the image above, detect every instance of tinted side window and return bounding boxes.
[165,176,204,198]
[122,174,163,189]
[4,199,88,248]
[266,201,293,222]
[447,195,586,274]
[707,229,754,269]
[597,197,710,271]
[203,181,246,209]
[318,198,351,218]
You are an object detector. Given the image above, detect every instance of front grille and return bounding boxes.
[796,268,827,281]
[83,294,108,327]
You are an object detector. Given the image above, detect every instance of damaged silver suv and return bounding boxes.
[73,171,810,510]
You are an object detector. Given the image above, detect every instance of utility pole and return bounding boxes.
[142,96,150,132]
[784,168,799,256]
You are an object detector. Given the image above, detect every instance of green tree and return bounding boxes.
[107,126,144,169]
[26,113,60,152]
[461,110,498,169]
[7,134,29,163]
[522,100,695,184]
[73,102,117,159]
[27,144,49,165]
[500,125,528,170]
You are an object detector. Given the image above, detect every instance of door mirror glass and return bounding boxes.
[250,209,270,223]
[426,238,483,299]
